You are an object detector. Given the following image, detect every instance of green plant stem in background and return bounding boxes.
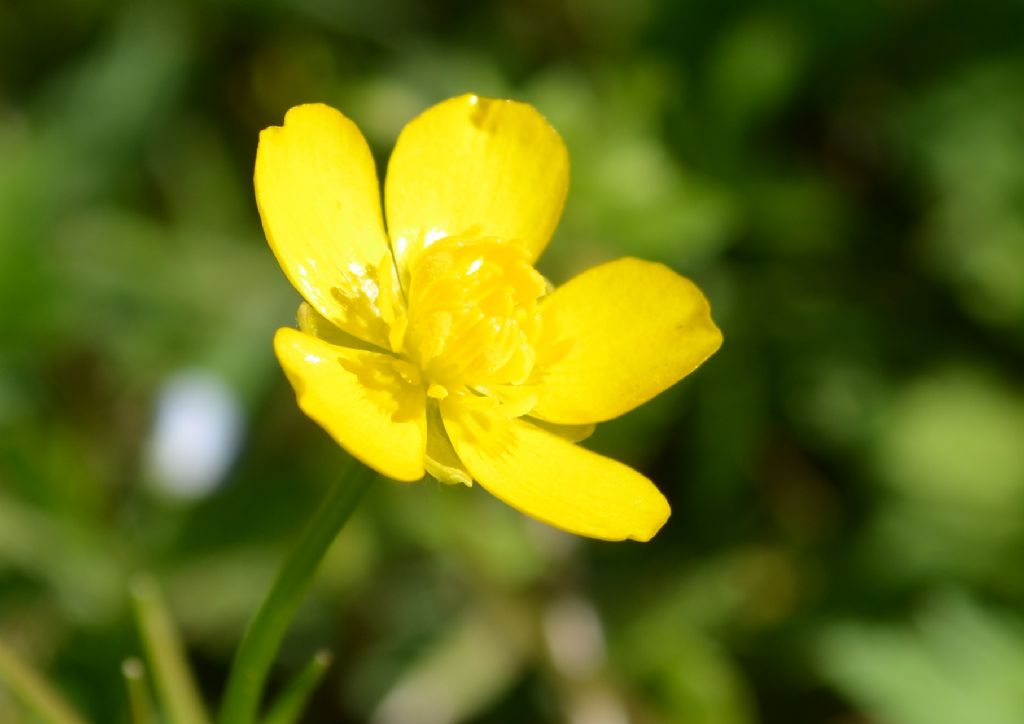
[122,658,155,724]
[261,650,332,724]
[218,462,376,724]
[131,575,211,724]
[0,638,87,724]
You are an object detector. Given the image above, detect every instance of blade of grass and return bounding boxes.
[218,461,375,724]
[131,575,211,724]
[122,658,155,724]
[0,638,88,724]
[260,650,332,724]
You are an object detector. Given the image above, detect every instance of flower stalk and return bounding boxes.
[261,650,332,724]
[131,575,211,724]
[217,460,375,724]
[122,658,155,724]
[0,638,87,724]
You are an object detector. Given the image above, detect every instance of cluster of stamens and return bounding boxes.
[326,232,552,415]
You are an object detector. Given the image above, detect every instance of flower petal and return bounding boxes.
[274,327,426,481]
[425,400,472,485]
[532,258,722,425]
[296,302,382,353]
[525,418,596,443]
[256,104,392,345]
[384,94,568,273]
[441,401,669,541]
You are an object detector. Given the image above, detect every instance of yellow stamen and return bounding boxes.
[402,234,547,412]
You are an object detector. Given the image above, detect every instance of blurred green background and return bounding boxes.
[3,0,1024,722]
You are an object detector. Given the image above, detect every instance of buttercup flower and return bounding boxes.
[256,94,721,541]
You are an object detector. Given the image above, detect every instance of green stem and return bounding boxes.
[260,650,331,724]
[122,658,155,724]
[131,575,211,724]
[218,462,375,724]
[0,638,87,724]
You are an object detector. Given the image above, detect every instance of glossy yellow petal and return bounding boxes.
[525,418,596,443]
[441,401,669,541]
[424,401,472,485]
[296,301,382,352]
[274,327,426,482]
[385,94,568,273]
[533,258,722,425]
[256,104,392,346]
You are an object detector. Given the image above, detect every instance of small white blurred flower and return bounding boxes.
[145,369,243,499]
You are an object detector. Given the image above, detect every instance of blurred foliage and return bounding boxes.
[2,0,1024,722]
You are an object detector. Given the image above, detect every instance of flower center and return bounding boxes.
[400,234,548,400]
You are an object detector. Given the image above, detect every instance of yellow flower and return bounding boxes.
[256,94,722,541]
